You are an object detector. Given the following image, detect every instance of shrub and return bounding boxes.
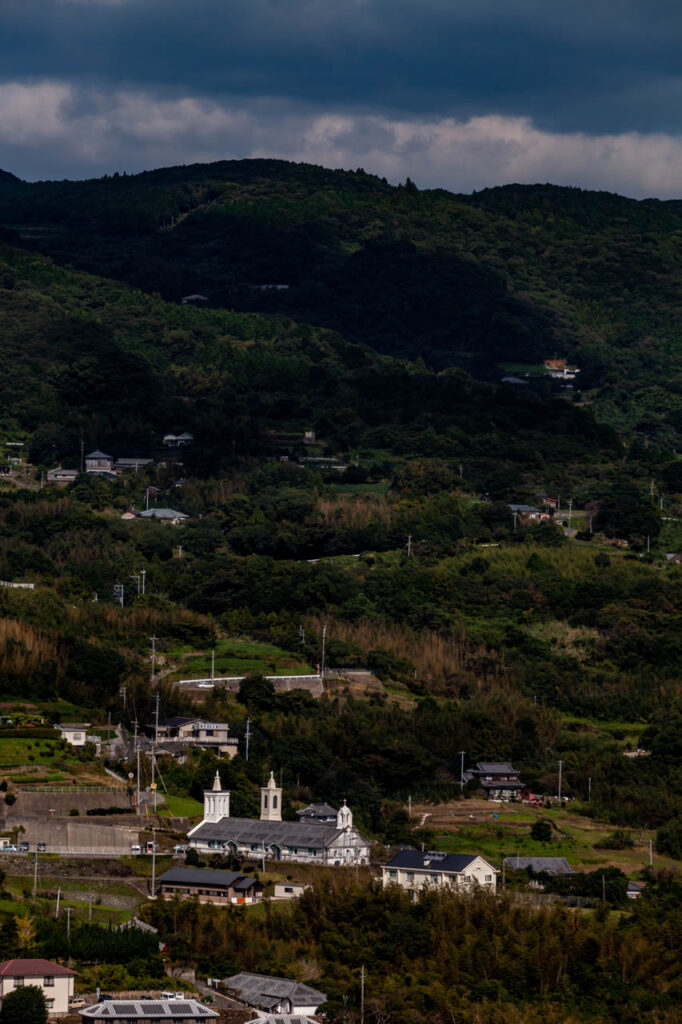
[531,820,553,843]
[656,817,682,860]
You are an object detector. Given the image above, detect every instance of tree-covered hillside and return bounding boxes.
[0,241,618,487]
[3,160,682,435]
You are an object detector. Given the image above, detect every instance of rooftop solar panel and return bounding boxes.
[141,1006,166,1015]
[113,1005,137,1014]
[170,1004,194,1014]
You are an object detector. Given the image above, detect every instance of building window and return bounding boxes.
[14,979,24,988]
[44,977,54,987]
[406,872,414,881]
[263,794,268,808]
[485,875,492,882]
[307,848,317,856]
[289,847,298,854]
[431,874,439,882]
[388,870,397,878]
[46,1000,54,1010]
[251,844,259,851]
[273,795,278,809]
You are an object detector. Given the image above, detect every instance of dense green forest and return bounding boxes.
[4,159,682,435]
[2,159,682,1024]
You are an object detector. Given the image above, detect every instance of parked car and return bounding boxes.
[1,845,19,853]
[173,844,188,854]
[70,998,86,1009]
[130,844,142,855]
[37,842,46,852]
[19,842,29,852]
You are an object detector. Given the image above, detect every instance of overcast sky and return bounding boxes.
[1,0,682,196]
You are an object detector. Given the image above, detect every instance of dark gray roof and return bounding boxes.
[189,817,360,849]
[159,867,244,888]
[85,450,113,460]
[297,802,337,817]
[80,1002,217,1020]
[508,504,541,513]
[385,849,479,873]
[503,856,575,876]
[139,507,188,519]
[476,762,519,774]
[223,973,326,1009]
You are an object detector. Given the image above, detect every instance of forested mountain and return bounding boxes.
[0,241,618,488]
[3,159,682,435]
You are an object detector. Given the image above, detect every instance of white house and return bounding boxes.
[272,881,310,900]
[187,772,370,866]
[222,973,326,1017]
[56,723,91,747]
[382,849,497,897]
[0,958,78,1016]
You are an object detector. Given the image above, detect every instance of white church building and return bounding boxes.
[187,772,371,866]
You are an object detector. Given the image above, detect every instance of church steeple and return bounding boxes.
[203,770,230,823]
[260,770,282,821]
[336,799,353,830]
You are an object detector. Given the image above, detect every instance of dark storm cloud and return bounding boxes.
[2,0,682,194]
[1,0,682,134]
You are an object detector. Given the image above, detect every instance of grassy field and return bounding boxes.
[163,638,313,681]
[0,738,78,768]
[158,794,203,818]
[417,799,678,878]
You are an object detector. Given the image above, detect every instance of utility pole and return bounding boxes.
[458,464,463,479]
[32,852,38,904]
[150,828,157,897]
[114,583,124,608]
[408,795,412,818]
[88,894,93,923]
[459,750,465,791]
[141,569,146,595]
[150,636,158,681]
[646,535,650,553]
[557,760,563,802]
[211,649,215,686]
[299,625,306,645]
[66,906,71,939]
[650,479,655,497]
[120,684,127,713]
[512,511,518,531]
[130,574,141,596]
[407,534,412,557]
[80,439,84,474]
[136,745,141,816]
[321,624,327,679]
[245,717,251,761]
[588,776,591,803]
[589,513,593,534]
[55,885,60,919]
[649,837,653,868]
[568,498,573,529]
[154,693,160,749]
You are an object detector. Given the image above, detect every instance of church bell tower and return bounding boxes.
[260,771,282,821]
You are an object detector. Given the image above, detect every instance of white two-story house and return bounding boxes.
[382,849,497,898]
[0,959,78,1016]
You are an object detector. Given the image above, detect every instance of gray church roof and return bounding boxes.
[189,817,356,850]
[223,973,326,1010]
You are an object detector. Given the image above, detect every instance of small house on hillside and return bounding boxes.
[138,508,189,525]
[56,723,91,747]
[84,450,114,474]
[222,972,326,1017]
[503,856,575,876]
[464,762,524,800]
[157,867,263,905]
[296,801,339,823]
